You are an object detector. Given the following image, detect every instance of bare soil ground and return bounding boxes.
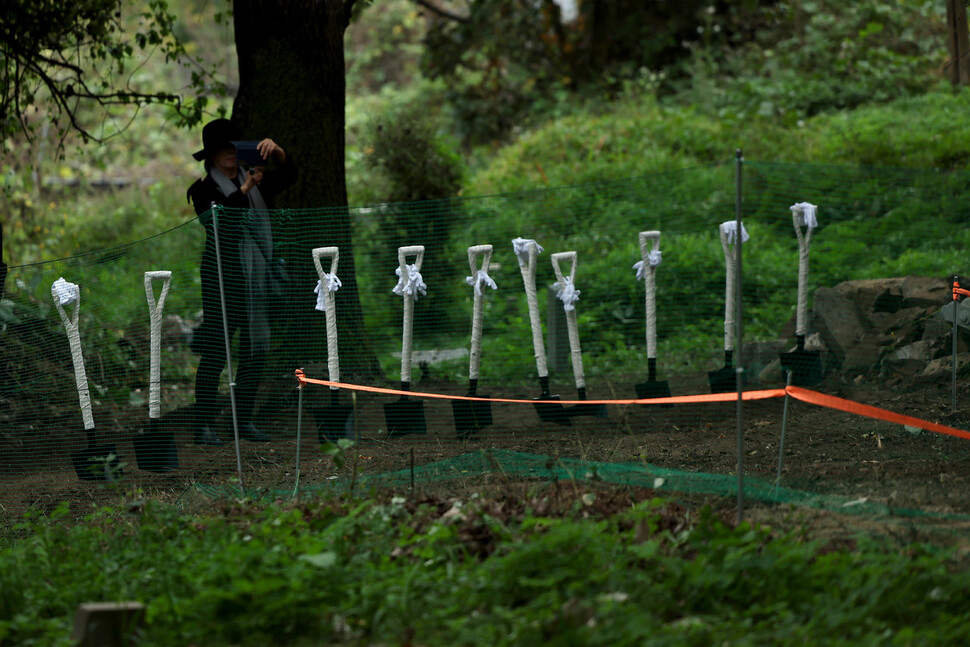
[5,370,970,543]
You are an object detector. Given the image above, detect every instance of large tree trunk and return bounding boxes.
[232,0,381,380]
[0,220,6,301]
[946,0,970,87]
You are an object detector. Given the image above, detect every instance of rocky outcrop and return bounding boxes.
[780,276,964,382]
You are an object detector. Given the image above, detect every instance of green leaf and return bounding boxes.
[299,551,337,568]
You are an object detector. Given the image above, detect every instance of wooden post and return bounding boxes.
[72,602,145,647]
[946,0,970,87]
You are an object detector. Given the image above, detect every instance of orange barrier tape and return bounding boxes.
[293,370,784,405]
[293,370,970,441]
[786,386,970,442]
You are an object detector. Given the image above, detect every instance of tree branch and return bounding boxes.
[412,0,469,23]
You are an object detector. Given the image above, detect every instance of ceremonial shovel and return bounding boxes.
[634,231,672,404]
[384,245,428,436]
[779,203,823,386]
[551,251,607,418]
[452,245,496,438]
[708,222,745,393]
[310,247,354,442]
[514,238,569,425]
[53,279,120,481]
[133,271,179,472]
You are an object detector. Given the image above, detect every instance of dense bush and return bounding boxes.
[354,103,467,334]
[668,0,947,124]
[2,497,970,646]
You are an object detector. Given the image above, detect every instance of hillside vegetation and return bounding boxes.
[0,0,962,268]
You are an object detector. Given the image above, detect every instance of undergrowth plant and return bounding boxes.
[2,495,970,646]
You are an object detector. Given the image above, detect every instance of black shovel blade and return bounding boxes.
[384,398,427,437]
[565,386,608,419]
[452,396,493,438]
[779,349,824,386]
[566,402,609,418]
[313,405,355,443]
[635,379,673,407]
[533,395,571,426]
[72,442,121,482]
[708,366,737,394]
[133,420,179,473]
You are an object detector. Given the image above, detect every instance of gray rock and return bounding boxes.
[938,300,970,332]
[887,339,936,362]
[804,332,827,352]
[900,276,948,308]
[834,278,903,314]
[758,358,784,384]
[885,340,936,376]
[741,340,786,385]
[922,352,970,378]
[841,334,883,374]
[814,287,868,366]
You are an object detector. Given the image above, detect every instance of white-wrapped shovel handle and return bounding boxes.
[312,247,341,389]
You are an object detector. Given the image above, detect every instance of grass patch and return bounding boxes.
[2,491,969,646]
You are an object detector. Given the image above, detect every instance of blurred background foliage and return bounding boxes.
[0,0,957,267]
[1,0,967,384]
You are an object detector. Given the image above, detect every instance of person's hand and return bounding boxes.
[240,167,264,194]
[257,138,286,163]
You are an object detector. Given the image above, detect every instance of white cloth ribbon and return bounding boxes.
[512,237,543,267]
[553,276,581,312]
[465,269,497,297]
[633,250,662,280]
[720,220,750,245]
[790,202,818,228]
[52,277,80,306]
[313,274,342,311]
[393,264,427,300]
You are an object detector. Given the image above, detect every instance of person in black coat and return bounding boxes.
[186,118,297,446]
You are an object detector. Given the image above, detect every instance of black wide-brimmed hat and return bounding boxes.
[192,118,242,161]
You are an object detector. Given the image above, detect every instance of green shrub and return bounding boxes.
[670,0,946,124]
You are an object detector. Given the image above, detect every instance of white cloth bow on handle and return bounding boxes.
[313,273,342,312]
[465,270,497,297]
[633,249,662,280]
[512,237,544,267]
[393,264,427,299]
[790,202,818,228]
[553,276,581,312]
[719,220,750,245]
[52,277,80,306]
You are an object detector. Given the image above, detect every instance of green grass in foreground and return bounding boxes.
[2,492,969,646]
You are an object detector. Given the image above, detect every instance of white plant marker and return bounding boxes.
[144,271,172,421]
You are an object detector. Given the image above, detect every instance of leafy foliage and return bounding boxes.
[667,0,947,124]
[419,0,751,145]
[0,0,226,149]
[356,102,467,332]
[2,496,970,645]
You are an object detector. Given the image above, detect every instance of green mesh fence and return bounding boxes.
[195,450,970,523]
[3,159,970,523]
